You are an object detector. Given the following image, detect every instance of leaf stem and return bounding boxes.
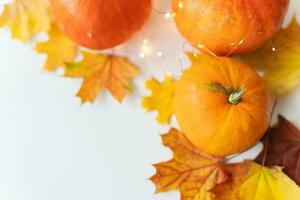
[261,138,269,166]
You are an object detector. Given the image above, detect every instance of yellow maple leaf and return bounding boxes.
[65,52,139,103]
[0,0,51,42]
[142,76,177,124]
[240,17,300,97]
[151,128,234,200]
[35,23,78,71]
[212,161,300,200]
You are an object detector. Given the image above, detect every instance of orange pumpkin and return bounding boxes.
[172,0,289,56]
[51,0,152,50]
[174,55,271,156]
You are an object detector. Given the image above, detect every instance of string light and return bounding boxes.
[139,39,152,58]
[164,12,176,19]
[179,53,184,70]
[197,44,217,57]
[129,5,300,78]
[139,38,166,58]
[137,3,177,59]
[137,6,181,60]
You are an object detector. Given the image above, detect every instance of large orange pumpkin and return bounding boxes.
[51,0,152,50]
[172,0,289,56]
[174,55,271,156]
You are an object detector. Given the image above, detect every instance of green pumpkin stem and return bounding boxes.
[228,87,247,105]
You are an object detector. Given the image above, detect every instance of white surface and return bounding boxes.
[0,0,299,200]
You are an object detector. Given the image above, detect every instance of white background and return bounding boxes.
[0,0,299,200]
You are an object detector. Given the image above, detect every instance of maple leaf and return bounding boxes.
[142,76,177,124]
[212,161,300,200]
[0,0,51,42]
[240,17,300,97]
[256,115,300,186]
[35,23,78,71]
[150,128,250,200]
[65,52,139,103]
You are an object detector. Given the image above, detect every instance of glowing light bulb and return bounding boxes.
[272,47,276,51]
[87,32,93,38]
[142,39,149,45]
[140,39,152,58]
[139,53,145,58]
[165,12,172,18]
[115,44,122,49]
[238,39,244,45]
[142,45,150,53]
[157,52,163,57]
[178,2,184,9]
[166,72,173,77]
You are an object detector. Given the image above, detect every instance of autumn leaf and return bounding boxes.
[65,52,139,103]
[142,76,177,124]
[35,23,78,71]
[212,161,300,200]
[150,129,226,199]
[0,0,51,42]
[150,128,250,200]
[256,115,300,186]
[141,52,202,124]
[240,17,300,97]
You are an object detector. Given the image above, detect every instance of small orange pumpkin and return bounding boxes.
[174,55,271,156]
[51,0,152,50]
[172,0,289,56]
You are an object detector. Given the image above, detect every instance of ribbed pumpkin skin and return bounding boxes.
[52,0,152,50]
[173,0,289,56]
[174,56,271,156]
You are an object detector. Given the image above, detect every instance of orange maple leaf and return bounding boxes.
[65,52,139,103]
[150,128,250,200]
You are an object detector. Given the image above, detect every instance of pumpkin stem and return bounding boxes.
[228,87,247,105]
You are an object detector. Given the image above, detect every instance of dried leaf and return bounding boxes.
[240,17,300,97]
[256,115,300,186]
[212,161,300,200]
[0,0,51,41]
[65,52,139,103]
[35,23,78,71]
[142,76,176,124]
[150,128,250,200]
